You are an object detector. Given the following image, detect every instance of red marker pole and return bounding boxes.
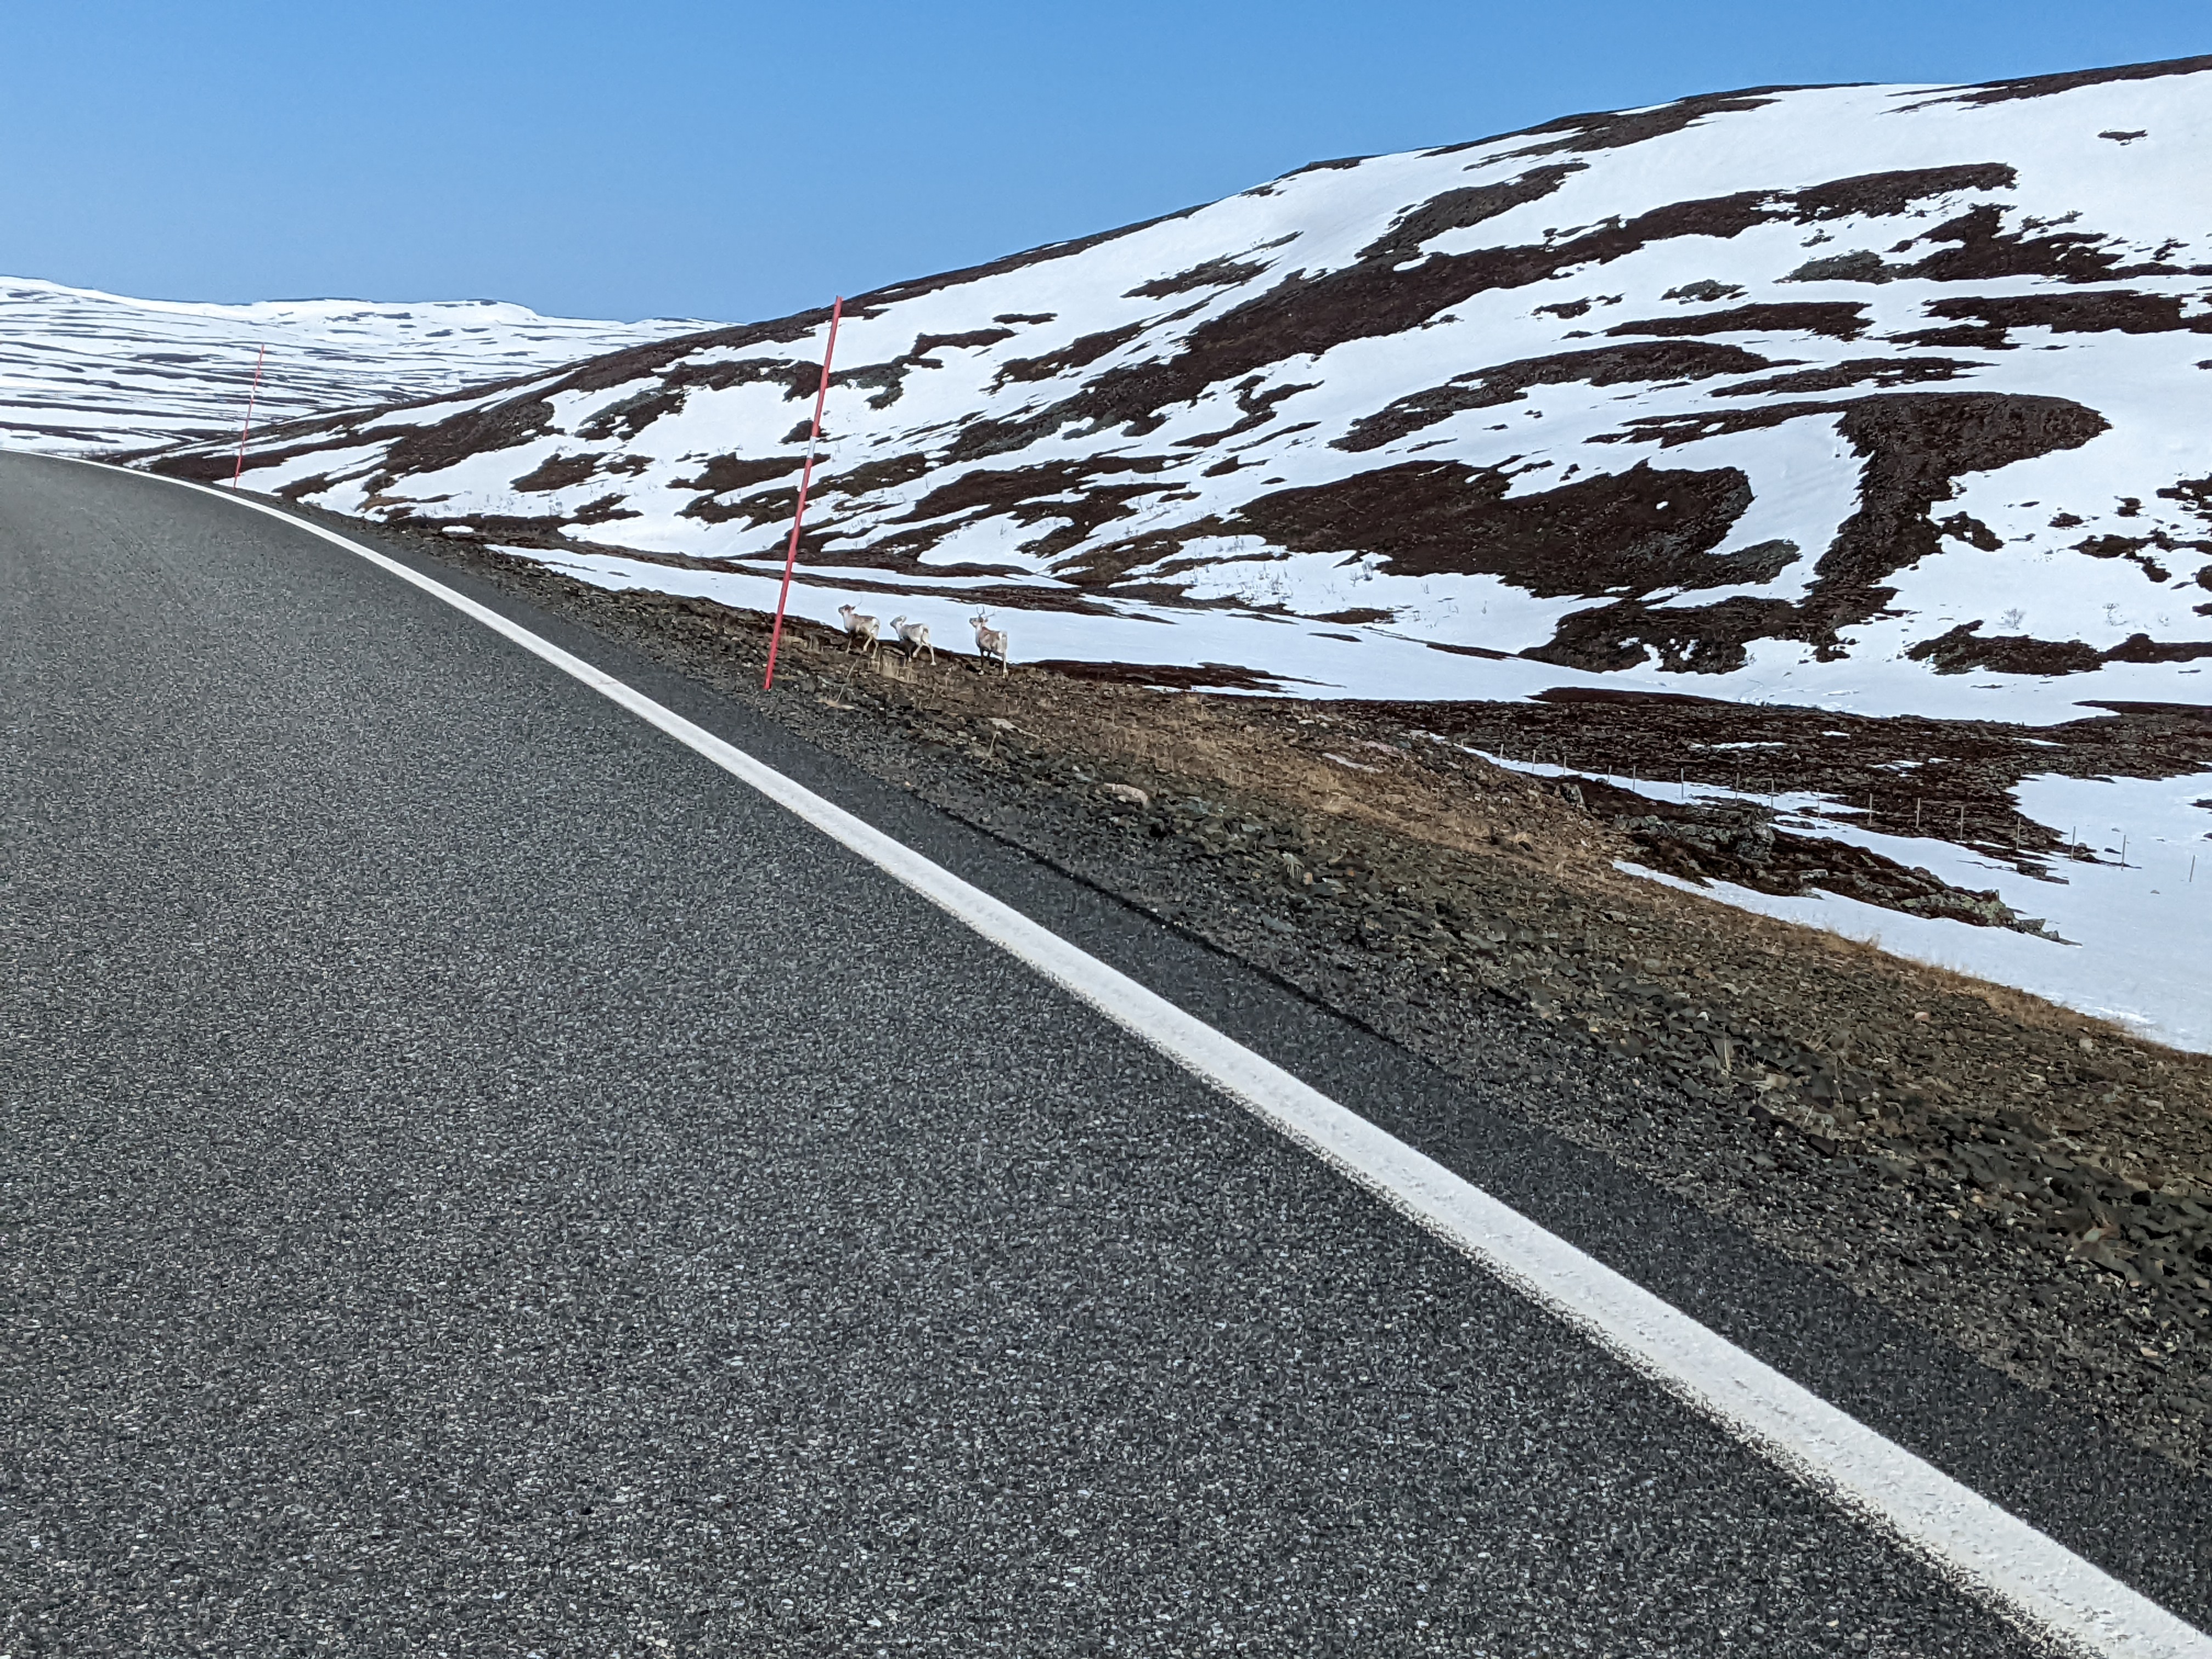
[763,296,843,690]
[230,343,268,488]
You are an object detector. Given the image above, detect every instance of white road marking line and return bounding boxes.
[101,462,2211,1658]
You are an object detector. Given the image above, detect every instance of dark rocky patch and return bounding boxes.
[510,452,604,493]
[670,453,807,495]
[993,323,1148,386]
[2159,473,2212,516]
[2075,532,2207,584]
[836,329,1018,410]
[1175,376,1318,449]
[1230,458,1754,597]
[1584,392,2107,659]
[888,456,1186,569]
[1906,204,2139,284]
[369,396,558,490]
[845,205,1206,315]
[1335,341,1778,452]
[1907,622,2105,676]
[1709,357,1978,398]
[1006,181,1933,449]
[1124,255,1271,299]
[1813,393,2110,621]
[1603,787,2052,932]
[1939,512,2003,550]
[1526,594,1802,675]
[1496,90,1788,157]
[1782,203,2161,290]
[2104,634,2212,665]
[993,312,1057,325]
[1790,162,2017,220]
[575,386,686,442]
[1662,280,1746,303]
[817,451,934,499]
[682,480,799,528]
[1781,250,1899,285]
[1921,52,2212,108]
[901,455,1171,525]
[1608,302,1872,342]
[1357,164,1587,262]
[568,493,639,525]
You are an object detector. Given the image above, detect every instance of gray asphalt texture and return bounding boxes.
[0,450,2129,1656]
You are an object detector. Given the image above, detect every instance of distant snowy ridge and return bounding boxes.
[0,276,706,454]
[164,55,2212,720]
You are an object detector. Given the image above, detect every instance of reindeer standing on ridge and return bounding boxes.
[837,603,879,656]
[889,616,936,665]
[969,611,1009,676]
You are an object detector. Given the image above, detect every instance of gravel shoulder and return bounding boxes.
[275,504,2212,1474]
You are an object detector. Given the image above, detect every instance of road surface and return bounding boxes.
[6,451,2208,1656]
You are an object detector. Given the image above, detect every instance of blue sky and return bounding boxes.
[2,1,2203,324]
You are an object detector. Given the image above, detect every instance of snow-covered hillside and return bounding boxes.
[0,277,705,454]
[176,54,2212,720]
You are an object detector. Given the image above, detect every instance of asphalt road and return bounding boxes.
[3,451,2202,1657]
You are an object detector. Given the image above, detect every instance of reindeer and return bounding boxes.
[889,615,936,665]
[969,611,1009,676]
[837,603,880,656]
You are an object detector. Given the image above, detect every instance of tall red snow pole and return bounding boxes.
[230,343,268,488]
[763,297,843,690]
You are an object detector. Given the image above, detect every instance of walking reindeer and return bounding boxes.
[836,603,879,656]
[969,611,1009,676]
[889,616,936,665]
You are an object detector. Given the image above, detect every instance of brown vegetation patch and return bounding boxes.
[1815,393,2110,602]
[370,396,557,489]
[1336,341,1779,451]
[1908,204,2138,285]
[1607,302,1872,341]
[1492,90,1787,157]
[1527,591,1802,676]
[817,451,934,499]
[575,386,686,442]
[1906,622,2104,678]
[670,453,808,495]
[1231,458,1755,596]
[1709,357,1978,397]
[993,323,1148,385]
[883,456,1187,570]
[1921,52,2212,108]
[1125,255,1271,300]
[2104,634,2212,665]
[1605,392,2108,653]
[510,452,605,493]
[1919,292,2212,337]
[848,205,1206,314]
[1357,163,1587,261]
[1791,163,2018,219]
[837,329,1018,410]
